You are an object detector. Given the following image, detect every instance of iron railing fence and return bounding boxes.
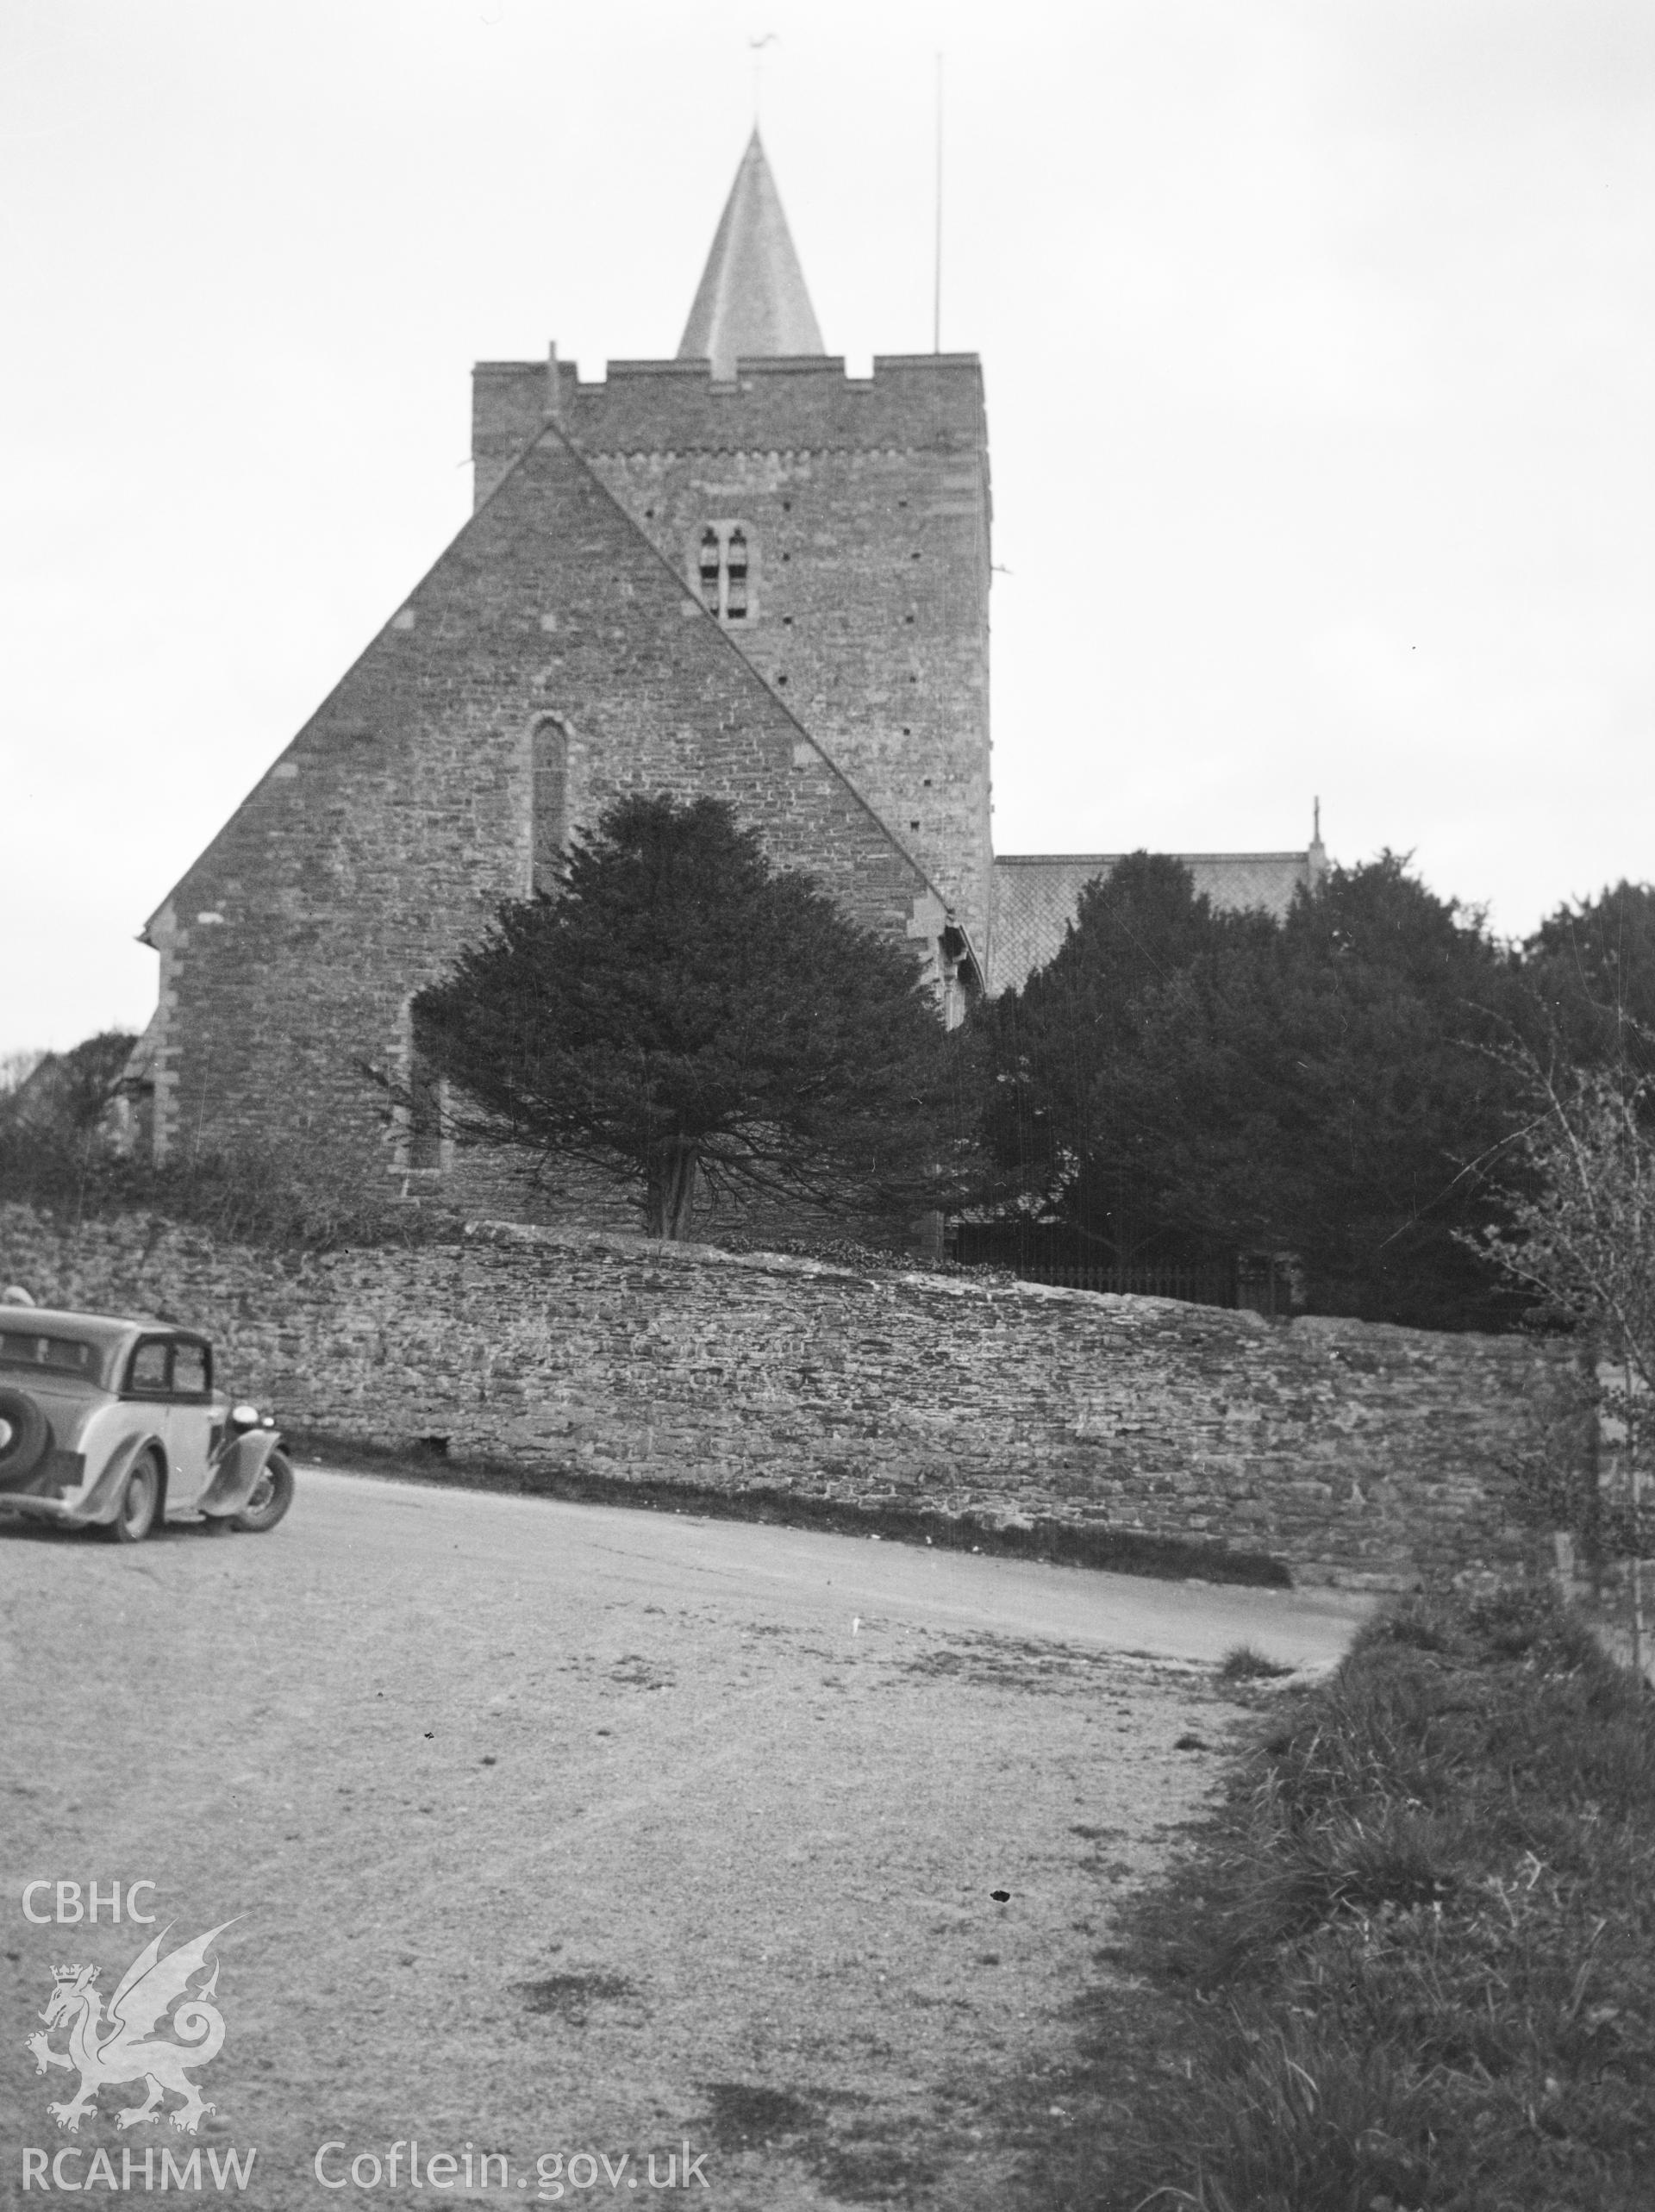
[1002,1259,1235,1307]
[952,1230,1235,1308]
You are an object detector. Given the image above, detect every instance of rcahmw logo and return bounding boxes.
[20,2146,257,2194]
[18,1893,253,2187]
[22,1882,159,1925]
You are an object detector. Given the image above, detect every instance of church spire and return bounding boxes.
[678,129,825,379]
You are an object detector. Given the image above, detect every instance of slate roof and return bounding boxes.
[678,129,826,379]
[987,849,1325,995]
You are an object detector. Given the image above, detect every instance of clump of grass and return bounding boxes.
[1216,1643,1296,1683]
[511,1971,634,2020]
[700,2082,818,2148]
[1024,1582,1655,2211]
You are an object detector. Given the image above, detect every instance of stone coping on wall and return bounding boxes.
[0,1203,1573,1595]
[460,1216,1277,1323]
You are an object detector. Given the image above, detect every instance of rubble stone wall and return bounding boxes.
[0,1205,1580,1590]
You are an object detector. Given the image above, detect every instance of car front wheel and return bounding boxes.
[231,1449,295,1534]
[109,1453,160,1544]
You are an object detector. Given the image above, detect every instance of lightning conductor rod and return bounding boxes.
[933,52,945,353]
[750,32,777,122]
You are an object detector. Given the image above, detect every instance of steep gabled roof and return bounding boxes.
[142,415,961,970]
[678,129,826,378]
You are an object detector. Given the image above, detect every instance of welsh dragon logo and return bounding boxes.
[25,1921,234,2135]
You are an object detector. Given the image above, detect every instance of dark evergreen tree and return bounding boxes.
[1520,879,1655,1078]
[411,795,965,1238]
[1262,858,1531,1325]
[972,853,1532,1328]
[975,853,1265,1265]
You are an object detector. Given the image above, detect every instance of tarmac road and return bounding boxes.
[331,1468,1377,1672]
[2,1466,1376,2211]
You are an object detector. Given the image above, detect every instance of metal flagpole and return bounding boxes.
[934,53,944,353]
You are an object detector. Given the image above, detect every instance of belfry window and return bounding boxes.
[725,529,748,619]
[698,530,721,612]
[692,523,755,623]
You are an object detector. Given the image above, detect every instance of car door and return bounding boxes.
[164,1339,216,1510]
[124,1335,172,1432]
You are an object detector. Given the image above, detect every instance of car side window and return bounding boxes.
[172,1342,210,1398]
[127,1340,171,1396]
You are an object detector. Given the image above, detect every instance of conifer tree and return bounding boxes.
[972,853,1532,1327]
[1521,880,1655,1078]
[412,795,965,1239]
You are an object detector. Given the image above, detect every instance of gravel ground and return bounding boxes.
[2,1469,1371,2210]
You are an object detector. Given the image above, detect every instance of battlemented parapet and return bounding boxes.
[472,353,990,494]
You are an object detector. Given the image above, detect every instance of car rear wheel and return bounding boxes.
[231,1449,295,1534]
[109,1452,160,1544]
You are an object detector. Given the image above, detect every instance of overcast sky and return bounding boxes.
[3,0,1652,1057]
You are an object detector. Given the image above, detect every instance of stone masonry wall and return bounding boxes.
[0,1205,1577,1592]
[474,354,995,963]
[147,424,940,1191]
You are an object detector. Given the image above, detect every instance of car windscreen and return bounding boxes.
[0,1330,111,1384]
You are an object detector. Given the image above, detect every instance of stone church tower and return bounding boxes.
[129,132,1315,1224]
[472,131,994,963]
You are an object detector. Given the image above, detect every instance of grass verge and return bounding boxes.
[1015,1581,1655,2211]
[282,1428,1293,1586]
